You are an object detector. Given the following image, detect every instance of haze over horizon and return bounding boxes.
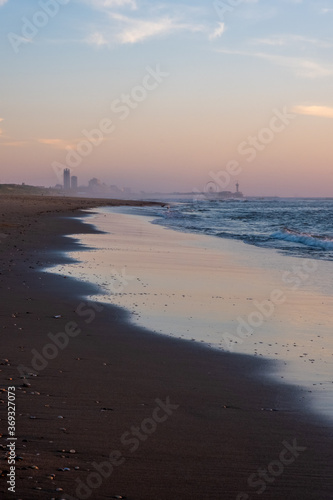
[1,0,333,197]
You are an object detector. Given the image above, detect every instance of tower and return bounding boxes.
[71,175,78,191]
[236,181,239,193]
[63,168,70,191]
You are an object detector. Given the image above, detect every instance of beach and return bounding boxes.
[1,195,333,500]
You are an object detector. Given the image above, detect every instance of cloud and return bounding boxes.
[87,32,108,46]
[1,141,29,147]
[217,48,333,78]
[38,137,109,149]
[252,34,332,49]
[38,138,76,150]
[292,105,333,118]
[86,11,204,46]
[113,14,177,44]
[83,0,137,9]
[0,0,8,6]
[209,23,225,41]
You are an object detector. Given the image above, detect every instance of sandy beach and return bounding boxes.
[1,195,333,500]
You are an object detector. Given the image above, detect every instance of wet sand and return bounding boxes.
[1,195,333,499]
[55,209,333,420]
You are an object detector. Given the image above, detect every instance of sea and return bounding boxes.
[49,197,333,422]
[143,196,333,262]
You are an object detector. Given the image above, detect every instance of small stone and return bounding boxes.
[30,465,39,470]
[56,488,63,492]
[69,449,76,454]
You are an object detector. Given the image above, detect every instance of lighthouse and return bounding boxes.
[236,181,239,193]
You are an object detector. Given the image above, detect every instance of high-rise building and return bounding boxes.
[71,175,78,191]
[63,168,71,191]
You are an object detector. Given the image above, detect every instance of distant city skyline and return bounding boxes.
[1,1,333,197]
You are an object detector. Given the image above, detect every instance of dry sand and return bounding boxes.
[0,194,333,499]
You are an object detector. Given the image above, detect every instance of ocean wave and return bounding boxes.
[270,229,333,250]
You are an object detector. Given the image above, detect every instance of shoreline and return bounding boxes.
[51,207,333,423]
[1,195,333,499]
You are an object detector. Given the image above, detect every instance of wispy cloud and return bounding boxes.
[83,0,137,10]
[0,0,8,6]
[209,22,225,41]
[292,105,333,118]
[38,138,71,149]
[38,137,109,149]
[113,13,178,44]
[86,11,204,47]
[217,48,333,78]
[87,32,108,46]
[252,34,332,49]
[1,141,29,147]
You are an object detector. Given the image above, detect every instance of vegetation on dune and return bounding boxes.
[0,184,61,196]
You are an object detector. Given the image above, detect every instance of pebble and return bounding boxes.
[69,449,76,454]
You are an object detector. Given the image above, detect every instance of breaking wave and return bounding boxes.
[270,229,333,250]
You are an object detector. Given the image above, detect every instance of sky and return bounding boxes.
[1,0,333,196]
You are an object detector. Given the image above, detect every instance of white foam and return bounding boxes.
[271,230,333,250]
